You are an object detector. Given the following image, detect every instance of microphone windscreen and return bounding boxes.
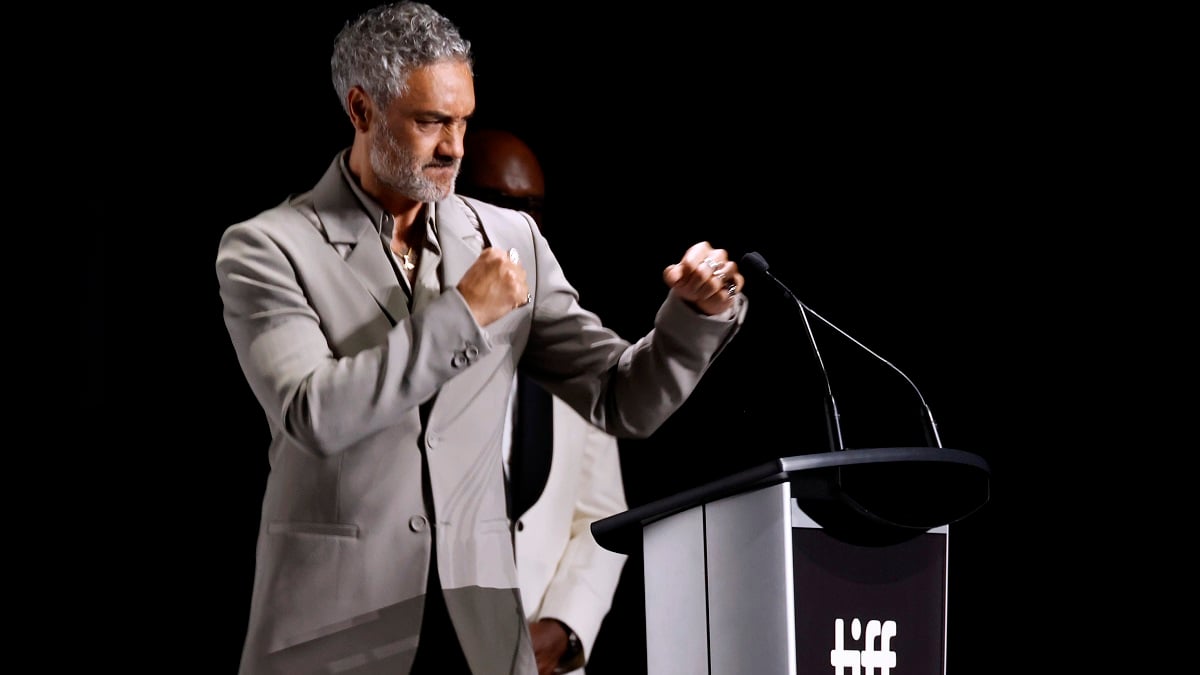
[741,251,770,275]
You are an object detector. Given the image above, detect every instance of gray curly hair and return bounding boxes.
[331,2,473,116]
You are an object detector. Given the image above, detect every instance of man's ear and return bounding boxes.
[347,87,373,132]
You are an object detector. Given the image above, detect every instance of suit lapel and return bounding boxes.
[437,197,551,519]
[310,157,409,324]
[434,196,488,290]
[345,227,409,324]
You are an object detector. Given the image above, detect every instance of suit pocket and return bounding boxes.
[268,520,361,538]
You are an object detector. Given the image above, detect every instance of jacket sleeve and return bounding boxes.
[520,223,749,439]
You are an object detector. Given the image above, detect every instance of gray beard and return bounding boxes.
[369,125,454,203]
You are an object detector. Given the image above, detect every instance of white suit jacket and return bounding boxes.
[513,395,627,673]
[216,152,747,674]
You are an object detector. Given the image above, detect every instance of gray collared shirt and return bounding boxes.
[337,152,444,303]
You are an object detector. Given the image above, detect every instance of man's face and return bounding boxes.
[369,61,475,202]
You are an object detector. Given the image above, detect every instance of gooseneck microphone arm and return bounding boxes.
[741,252,845,452]
[740,251,943,449]
[799,303,943,448]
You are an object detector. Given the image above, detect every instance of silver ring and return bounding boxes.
[702,257,720,270]
[726,283,737,297]
[508,248,520,264]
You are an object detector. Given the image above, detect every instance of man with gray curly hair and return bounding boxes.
[216,3,748,674]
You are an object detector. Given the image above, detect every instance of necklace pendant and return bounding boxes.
[402,258,415,271]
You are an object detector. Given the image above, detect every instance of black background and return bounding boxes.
[82,1,1161,672]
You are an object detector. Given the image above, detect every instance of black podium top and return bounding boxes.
[592,447,991,553]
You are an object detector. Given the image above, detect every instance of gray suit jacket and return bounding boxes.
[216,153,747,674]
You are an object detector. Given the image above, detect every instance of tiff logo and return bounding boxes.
[830,617,897,674]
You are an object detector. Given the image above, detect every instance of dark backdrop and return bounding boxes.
[87,2,1125,672]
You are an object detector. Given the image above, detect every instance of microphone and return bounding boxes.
[741,252,844,452]
[740,251,942,449]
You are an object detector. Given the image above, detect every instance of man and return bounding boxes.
[458,127,627,675]
[214,3,747,674]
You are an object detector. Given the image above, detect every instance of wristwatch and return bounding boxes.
[551,619,583,672]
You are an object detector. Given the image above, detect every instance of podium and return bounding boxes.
[591,447,990,675]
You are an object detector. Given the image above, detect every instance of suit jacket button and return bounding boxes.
[516,520,524,532]
[408,515,428,532]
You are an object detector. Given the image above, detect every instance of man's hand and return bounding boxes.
[457,247,531,326]
[662,241,743,315]
[529,619,569,675]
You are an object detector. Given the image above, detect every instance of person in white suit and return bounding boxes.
[215,3,748,673]
[458,128,628,675]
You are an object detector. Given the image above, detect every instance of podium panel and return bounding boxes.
[645,481,796,674]
[791,503,947,673]
[643,506,709,674]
